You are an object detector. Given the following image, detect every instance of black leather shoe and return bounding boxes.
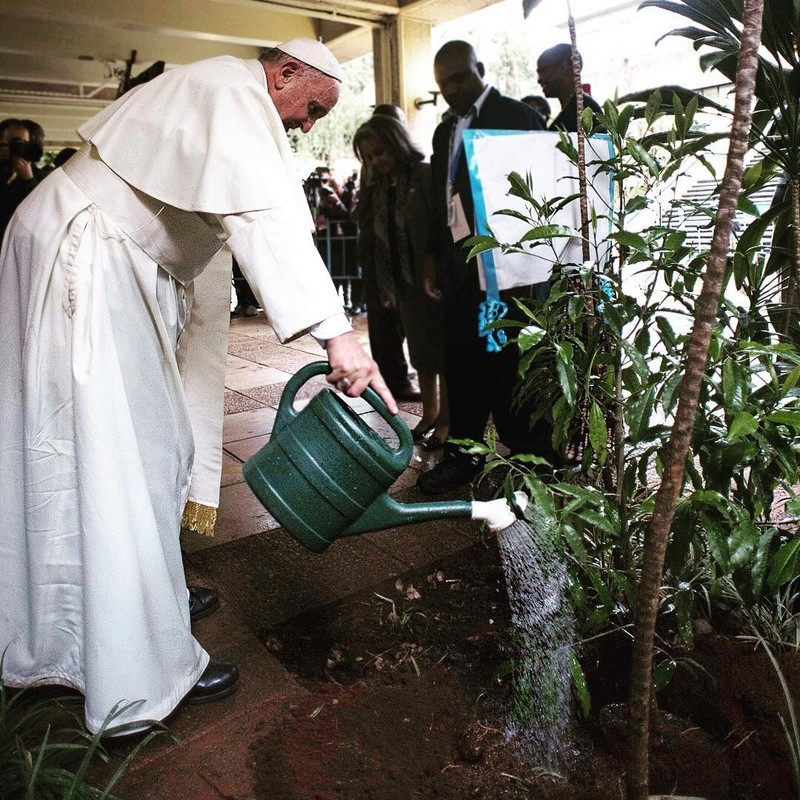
[417,452,484,495]
[188,585,219,621]
[185,659,239,704]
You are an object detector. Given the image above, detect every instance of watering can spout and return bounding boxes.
[342,491,527,537]
[341,494,473,537]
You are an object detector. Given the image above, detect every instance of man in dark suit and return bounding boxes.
[417,40,546,494]
[536,44,602,133]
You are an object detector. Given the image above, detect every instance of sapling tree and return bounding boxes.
[627,1,765,796]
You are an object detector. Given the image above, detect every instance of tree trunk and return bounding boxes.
[625,1,765,798]
[790,178,800,343]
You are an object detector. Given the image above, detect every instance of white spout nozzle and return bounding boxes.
[471,491,529,532]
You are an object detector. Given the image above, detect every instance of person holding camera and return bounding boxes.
[0,118,45,243]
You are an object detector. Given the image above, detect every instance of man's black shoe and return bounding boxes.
[188,585,219,621]
[417,452,484,495]
[185,659,239,704]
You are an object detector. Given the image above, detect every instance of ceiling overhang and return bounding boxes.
[0,0,502,146]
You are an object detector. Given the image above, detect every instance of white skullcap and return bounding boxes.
[277,38,342,82]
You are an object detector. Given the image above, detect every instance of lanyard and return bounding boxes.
[461,127,507,354]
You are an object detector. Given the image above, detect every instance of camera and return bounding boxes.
[304,172,329,190]
[9,138,43,163]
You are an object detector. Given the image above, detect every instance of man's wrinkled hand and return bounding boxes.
[325,331,398,414]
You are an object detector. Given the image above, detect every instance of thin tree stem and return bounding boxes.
[791,178,800,327]
[567,7,590,264]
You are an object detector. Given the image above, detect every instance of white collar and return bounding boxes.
[465,84,492,120]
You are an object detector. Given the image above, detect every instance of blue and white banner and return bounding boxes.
[462,130,614,292]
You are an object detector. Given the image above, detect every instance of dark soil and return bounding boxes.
[251,538,797,799]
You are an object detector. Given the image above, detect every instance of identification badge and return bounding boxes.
[448,193,471,243]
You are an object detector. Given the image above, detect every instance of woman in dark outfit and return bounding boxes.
[353,115,448,448]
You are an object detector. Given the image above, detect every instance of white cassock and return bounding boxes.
[0,57,347,733]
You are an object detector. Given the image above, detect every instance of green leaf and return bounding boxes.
[768,410,800,428]
[644,89,662,125]
[627,385,657,444]
[781,366,800,397]
[729,519,759,570]
[509,452,550,465]
[567,294,586,324]
[586,564,615,609]
[581,105,596,137]
[620,338,650,383]
[626,138,661,177]
[749,529,776,602]
[625,195,649,213]
[617,102,636,139]
[562,523,588,563]
[673,583,695,645]
[522,473,557,521]
[570,654,591,719]
[672,90,686,136]
[741,158,763,190]
[700,511,730,571]
[465,236,498,259]
[655,316,678,349]
[722,357,744,411]
[684,92,699,133]
[520,224,579,242]
[588,402,608,466]
[767,538,800,593]
[609,231,649,252]
[574,507,619,537]
[494,208,535,224]
[518,325,546,353]
[653,658,676,693]
[735,199,788,268]
[736,195,761,217]
[506,170,533,201]
[555,341,577,408]
[728,411,758,440]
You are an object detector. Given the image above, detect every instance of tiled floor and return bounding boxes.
[110,311,486,799]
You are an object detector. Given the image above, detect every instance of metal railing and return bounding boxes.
[313,218,364,312]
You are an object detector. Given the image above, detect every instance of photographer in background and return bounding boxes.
[0,118,46,243]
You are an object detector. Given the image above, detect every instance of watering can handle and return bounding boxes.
[274,361,414,458]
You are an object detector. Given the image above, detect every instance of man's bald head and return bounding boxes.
[260,45,341,133]
[537,43,582,104]
[433,40,486,116]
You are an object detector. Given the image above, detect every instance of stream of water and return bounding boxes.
[497,514,576,768]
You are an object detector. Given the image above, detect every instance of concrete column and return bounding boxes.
[372,16,438,155]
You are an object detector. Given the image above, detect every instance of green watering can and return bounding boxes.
[243,361,520,553]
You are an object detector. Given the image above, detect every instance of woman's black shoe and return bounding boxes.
[411,423,434,443]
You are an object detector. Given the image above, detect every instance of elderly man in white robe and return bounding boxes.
[0,39,396,735]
